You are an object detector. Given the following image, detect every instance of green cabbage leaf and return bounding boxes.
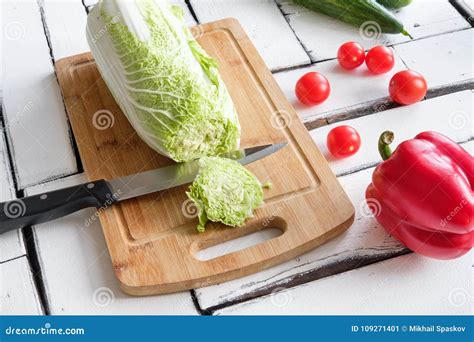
[86,0,240,162]
[187,157,264,232]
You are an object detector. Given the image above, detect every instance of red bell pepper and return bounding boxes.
[366,131,473,259]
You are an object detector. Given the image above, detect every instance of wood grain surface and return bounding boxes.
[54,18,354,295]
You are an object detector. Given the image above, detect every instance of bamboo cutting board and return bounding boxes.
[55,18,354,295]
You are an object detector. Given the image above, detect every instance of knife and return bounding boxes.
[0,143,287,234]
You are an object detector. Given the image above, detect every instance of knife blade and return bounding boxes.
[108,142,287,201]
[0,143,287,234]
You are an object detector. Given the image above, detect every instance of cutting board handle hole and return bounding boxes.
[194,226,284,261]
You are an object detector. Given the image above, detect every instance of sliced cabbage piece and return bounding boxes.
[86,0,240,162]
[187,157,264,232]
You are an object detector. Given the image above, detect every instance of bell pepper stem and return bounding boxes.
[378,131,394,161]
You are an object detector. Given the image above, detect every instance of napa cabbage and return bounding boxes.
[86,0,240,162]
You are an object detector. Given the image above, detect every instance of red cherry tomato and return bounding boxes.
[327,125,361,158]
[337,42,365,70]
[365,46,395,74]
[295,72,330,106]
[389,70,427,105]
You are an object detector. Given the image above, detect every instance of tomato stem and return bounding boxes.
[378,131,394,161]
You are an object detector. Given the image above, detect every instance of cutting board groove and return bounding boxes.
[55,18,354,295]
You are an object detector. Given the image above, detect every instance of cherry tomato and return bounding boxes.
[327,125,361,158]
[365,46,395,74]
[295,72,330,106]
[337,42,365,70]
[389,70,427,105]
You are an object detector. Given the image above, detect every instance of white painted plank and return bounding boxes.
[215,252,473,315]
[195,165,407,310]
[42,0,89,61]
[2,0,77,188]
[274,47,406,121]
[83,0,97,7]
[394,29,473,88]
[280,0,470,62]
[0,256,43,315]
[466,0,474,11]
[25,174,198,315]
[311,90,473,177]
[85,0,197,26]
[190,0,311,70]
[0,126,25,262]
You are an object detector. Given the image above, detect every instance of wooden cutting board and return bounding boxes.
[55,18,354,295]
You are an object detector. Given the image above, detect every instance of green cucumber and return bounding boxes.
[294,0,412,37]
[377,0,412,9]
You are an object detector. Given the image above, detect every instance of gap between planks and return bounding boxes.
[325,79,474,127]
[0,254,26,265]
[22,225,51,315]
[184,0,200,24]
[302,80,474,130]
[274,0,313,69]
[204,248,412,314]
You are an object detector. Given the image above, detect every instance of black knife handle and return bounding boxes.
[0,179,116,234]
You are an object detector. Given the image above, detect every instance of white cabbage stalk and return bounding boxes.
[86,0,240,162]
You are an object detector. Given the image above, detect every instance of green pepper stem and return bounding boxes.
[378,131,394,161]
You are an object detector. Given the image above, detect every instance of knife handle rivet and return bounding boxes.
[40,194,48,200]
[87,183,95,189]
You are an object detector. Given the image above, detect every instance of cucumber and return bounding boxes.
[377,0,412,9]
[294,0,412,37]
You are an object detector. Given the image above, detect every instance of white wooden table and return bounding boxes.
[1,0,472,316]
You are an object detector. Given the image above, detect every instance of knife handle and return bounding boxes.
[0,180,115,234]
